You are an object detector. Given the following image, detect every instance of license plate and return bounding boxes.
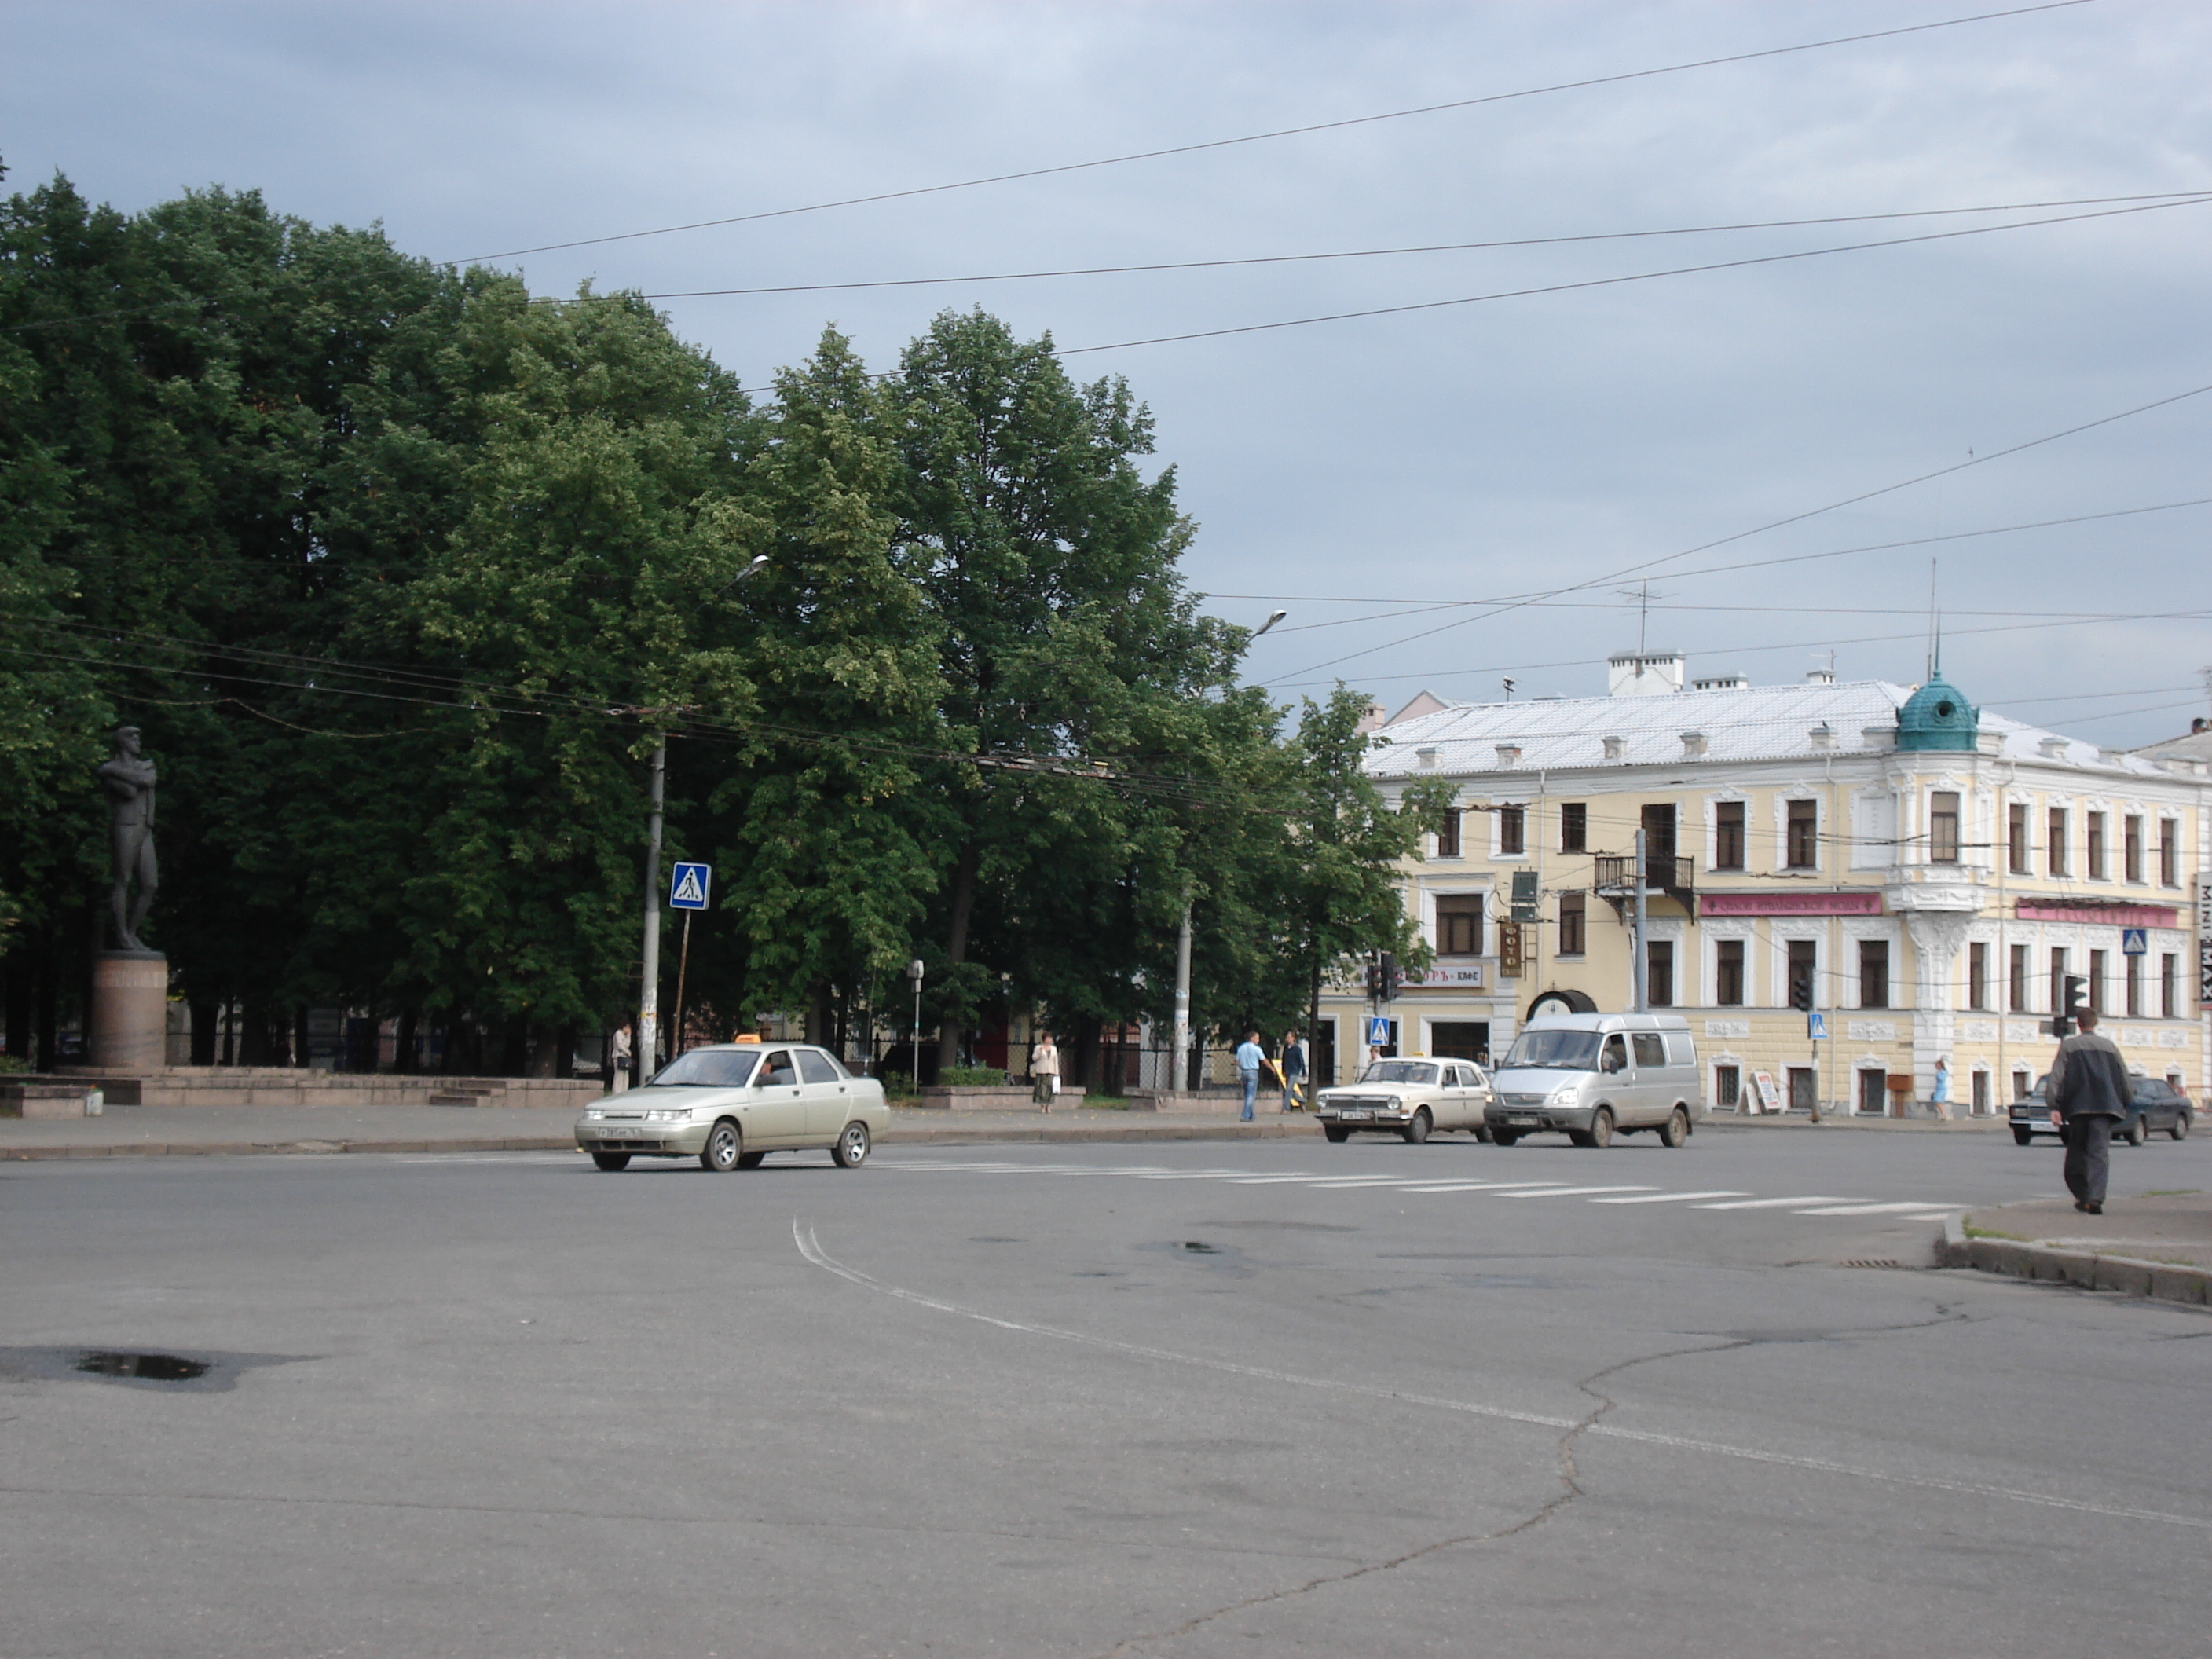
[1338,1109,1373,1121]
[1507,1115,1537,1126]
[604,1127,640,1139]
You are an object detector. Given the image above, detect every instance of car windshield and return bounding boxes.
[645,1049,763,1088]
[1500,1028,1605,1071]
[1359,1060,1439,1086]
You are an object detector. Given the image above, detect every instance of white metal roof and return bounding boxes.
[1364,679,2173,779]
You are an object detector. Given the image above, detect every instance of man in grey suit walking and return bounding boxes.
[2046,1009,2130,1214]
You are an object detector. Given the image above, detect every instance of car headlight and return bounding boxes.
[644,1108,690,1122]
[583,1108,606,1120]
[1549,1085,1578,1104]
[1386,1095,1404,1111]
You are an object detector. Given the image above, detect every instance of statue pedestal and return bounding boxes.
[92,952,168,1073]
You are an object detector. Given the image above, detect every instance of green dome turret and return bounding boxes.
[1896,674,1978,752]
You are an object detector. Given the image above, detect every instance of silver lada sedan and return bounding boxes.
[575,1042,889,1171]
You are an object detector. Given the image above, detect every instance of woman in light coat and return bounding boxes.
[1031,1031,1060,1111]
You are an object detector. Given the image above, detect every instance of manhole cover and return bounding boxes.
[75,1352,208,1381]
[1179,1240,1218,1254]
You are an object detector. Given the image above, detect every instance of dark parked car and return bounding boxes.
[2009,1073,2193,1148]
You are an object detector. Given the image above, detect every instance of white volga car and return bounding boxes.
[1313,1057,1495,1144]
[575,1042,888,1171]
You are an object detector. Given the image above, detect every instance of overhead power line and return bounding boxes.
[1276,375,2212,683]
[629,192,2209,302]
[458,1,2096,264]
[1054,195,2212,359]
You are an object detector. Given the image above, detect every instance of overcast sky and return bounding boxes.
[9,0,2209,743]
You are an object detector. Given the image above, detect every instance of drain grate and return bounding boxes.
[75,1351,208,1381]
[1838,1259,1906,1270]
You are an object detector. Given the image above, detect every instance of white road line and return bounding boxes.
[1498,1185,1659,1199]
[1224,1174,1334,1184]
[794,1218,2212,1534]
[1690,1195,1857,1210]
[1793,1200,1967,1216]
[1396,1181,1580,1194]
[1588,1190,1750,1205]
[1131,1170,1268,1181]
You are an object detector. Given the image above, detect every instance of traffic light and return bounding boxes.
[2053,974,2089,1037]
[1379,952,1402,1002]
[1363,958,1381,1000]
[1789,967,1814,1012]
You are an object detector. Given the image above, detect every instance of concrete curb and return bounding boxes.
[1,1120,1324,1161]
[1939,1214,2212,1307]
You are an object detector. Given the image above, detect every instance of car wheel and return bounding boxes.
[2125,1117,2148,1148]
[1402,1107,1432,1145]
[1323,1124,1351,1143]
[2012,1127,2034,1147]
[1659,1108,1690,1148]
[832,1121,871,1168]
[1584,1108,1614,1149]
[2172,1114,2191,1142]
[1474,1124,1494,1144]
[591,1152,631,1171]
[700,1120,743,1173]
[1492,1130,1518,1147]
[737,1152,766,1169]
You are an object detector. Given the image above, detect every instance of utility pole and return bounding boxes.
[1631,826,1648,1013]
[637,735,667,1083]
[1172,896,1194,1094]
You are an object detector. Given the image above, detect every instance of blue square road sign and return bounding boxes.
[2121,927,2148,956]
[669,862,712,910]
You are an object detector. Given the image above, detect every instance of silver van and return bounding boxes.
[1484,1013,1701,1148]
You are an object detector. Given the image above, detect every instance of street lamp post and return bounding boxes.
[906,958,925,1084]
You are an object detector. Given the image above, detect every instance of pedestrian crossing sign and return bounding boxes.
[2121,927,2148,955]
[1365,1016,1391,1046]
[668,862,712,910]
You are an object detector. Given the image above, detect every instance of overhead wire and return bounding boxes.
[456,0,2098,264]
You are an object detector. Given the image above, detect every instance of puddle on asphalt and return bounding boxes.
[75,1351,208,1381]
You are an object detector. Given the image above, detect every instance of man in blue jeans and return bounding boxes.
[1235,1029,1265,1122]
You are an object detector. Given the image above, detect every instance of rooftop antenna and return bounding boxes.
[1616,580,1665,656]
[1502,677,1516,701]
[1926,557,1940,681]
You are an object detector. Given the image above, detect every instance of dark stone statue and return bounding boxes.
[97,725,159,954]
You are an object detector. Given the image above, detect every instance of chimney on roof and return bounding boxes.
[1415,746,1438,769]
[1862,725,1896,750]
[1809,723,1836,751]
[1807,667,1836,686]
[2039,735,2069,759]
[1602,735,1627,762]
[1691,674,1748,692]
[1606,651,1684,698]
[1680,731,1708,758]
[1495,744,1522,769]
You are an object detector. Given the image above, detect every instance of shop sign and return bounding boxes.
[1699,891,1884,917]
[1403,963,1486,991]
[2017,901,2177,928]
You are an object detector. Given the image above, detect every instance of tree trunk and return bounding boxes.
[500,1019,530,1078]
[1307,938,1324,1091]
[239,1003,273,1067]
[35,928,60,1073]
[936,840,980,1075]
[3,964,29,1064]
[1072,1015,1101,1092]
[394,1007,419,1074]
[806,981,833,1047]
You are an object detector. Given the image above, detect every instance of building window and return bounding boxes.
[1785,800,1818,869]
[1859,1068,1888,1115]
[2124,815,2143,883]
[2048,808,2068,877]
[1972,1069,1990,1114]
[1859,939,1889,1009]
[2125,954,2141,1017]
[1435,809,1461,859]
[1559,802,1587,853]
[2008,802,2030,873]
[1788,1067,1816,1111]
[1714,800,1745,870]
[1968,941,1988,1010]
[1498,804,1525,856]
[1557,892,1585,957]
[1646,940,1674,1008]
[2009,943,2030,1012]
[1436,895,1483,957]
[2049,947,2068,1016]
[2089,948,2107,1013]
[2086,811,2107,880]
[1928,792,1959,864]
[1714,1065,1741,1109]
[1716,939,1745,1006]
[1788,939,1816,1012]
[2013,1068,2033,1102]
[2163,954,2178,1019]
[2160,819,2179,887]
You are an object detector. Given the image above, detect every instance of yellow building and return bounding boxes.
[1324,655,2211,1115]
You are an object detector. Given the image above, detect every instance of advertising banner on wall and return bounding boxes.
[2199,879,2212,1007]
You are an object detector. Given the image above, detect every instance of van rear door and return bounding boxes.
[1628,1032,1671,1125]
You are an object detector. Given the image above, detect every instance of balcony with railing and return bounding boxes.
[1592,852,1696,913]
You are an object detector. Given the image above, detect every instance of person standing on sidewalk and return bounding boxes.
[2047,1009,2129,1214]
[610,1024,633,1093]
[1280,1029,1307,1112]
[1235,1030,1265,1122]
[1031,1031,1060,1111]
[1931,1057,1953,1121]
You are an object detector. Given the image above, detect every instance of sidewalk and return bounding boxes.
[1701,1112,2007,1133]
[0,1102,1322,1160]
[1942,1192,2212,1306]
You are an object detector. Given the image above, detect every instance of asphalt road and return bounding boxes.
[4,1126,2209,1657]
